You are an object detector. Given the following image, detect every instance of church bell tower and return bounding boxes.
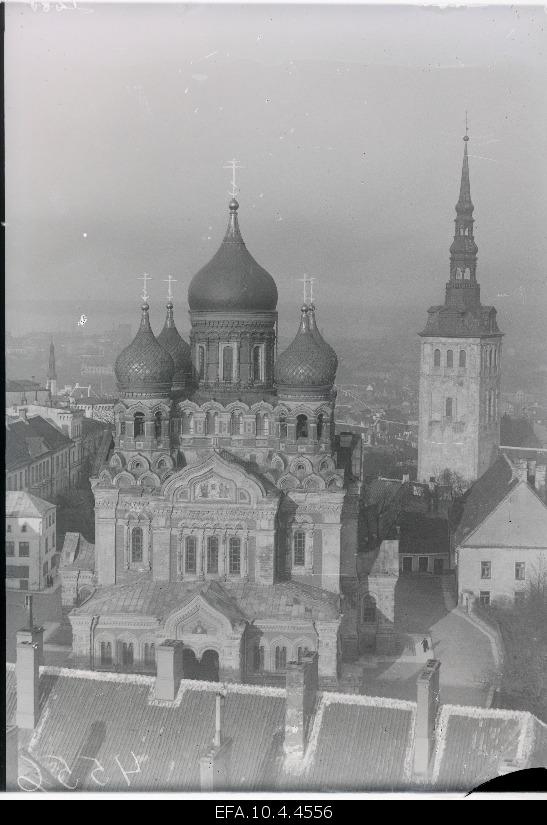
[417,129,503,486]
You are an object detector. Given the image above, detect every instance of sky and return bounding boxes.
[5,2,547,342]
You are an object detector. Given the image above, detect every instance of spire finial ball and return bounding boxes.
[229,198,239,212]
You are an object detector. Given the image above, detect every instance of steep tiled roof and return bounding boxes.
[5,426,32,470]
[16,669,285,791]
[432,705,547,791]
[452,455,516,547]
[364,478,403,508]
[6,491,54,518]
[72,578,339,623]
[6,666,547,792]
[301,694,415,791]
[399,511,450,555]
[9,416,73,460]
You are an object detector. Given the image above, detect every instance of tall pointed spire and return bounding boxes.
[447,126,479,310]
[47,340,56,380]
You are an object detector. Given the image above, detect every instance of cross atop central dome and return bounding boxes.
[188,199,278,312]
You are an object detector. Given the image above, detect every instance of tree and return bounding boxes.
[438,468,467,496]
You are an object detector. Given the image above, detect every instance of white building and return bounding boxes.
[455,454,547,607]
[5,492,58,591]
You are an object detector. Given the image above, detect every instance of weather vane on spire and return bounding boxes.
[164,274,177,302]
[223,158,243,199]
[298,274,316,305]
[138,272,151,302]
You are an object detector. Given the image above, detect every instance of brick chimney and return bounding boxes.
[16,626,44,730]
[283,652,319,767]
[413,659,441,778]
[199,690,232,791]
[535,464,546,499]
[154,640,184,701]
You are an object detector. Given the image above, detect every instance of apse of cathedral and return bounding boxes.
[71,195,378,687]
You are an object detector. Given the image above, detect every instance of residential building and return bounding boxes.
[5,380,50,408]
[453,454,547,606]
[6,415,73,500]
[418,132,502,485]
[5,492,58,591]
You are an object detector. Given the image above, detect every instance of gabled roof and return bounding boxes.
[452,455,516,547]
[6,491,55,518]
[453,455,547,548]
[8,416,73,459]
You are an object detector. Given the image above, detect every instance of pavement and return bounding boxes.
[355,574,498,707]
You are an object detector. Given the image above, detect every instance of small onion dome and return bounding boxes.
[114,303,175,396]
[307,304,338,374]
[188,199,278,312]
[157,302,192,390]
[274,306,337,398]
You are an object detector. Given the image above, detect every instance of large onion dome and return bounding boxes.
[188,198,278,312]
[157,302,192,391]
[307,304,338,374]
[274,305,337,399]
[114,303,175,396]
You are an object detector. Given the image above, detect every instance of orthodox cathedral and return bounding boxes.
[70,194,376,687]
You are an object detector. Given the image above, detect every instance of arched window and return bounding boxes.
[362,595,377,624]
[222,346,234,383]
[275,646,287,671]
[207,535,219,574]
[134,412,145,438]
[144,643,155,667]
[197,345,205,380]
[120,420,126,436]
[100,641,112,666]
[317,413,325,440]
[229,537,241,575]
[256,413,269,436]
[293,531,306,566]
[445,397,453,419]
[459,350,466,368]
[446,350,454,368]
[205,411,217,435]
[296,414,308,439]
[154,411,162,439]
[297,646,305,664]
[131,527,143,564]
[21,524,27,533]
[252,346,262,382]
[455,267,462,280]
[231,411,242,435]
[121,642,134,667]
[434,349,441,367]
[185,536,197,574]
[488,349,493,370]
[7,524,11,533]
[181,412,193,434]
[279,414,288,439]
[464,267,471,279]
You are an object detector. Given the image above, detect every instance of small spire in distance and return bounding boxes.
[456,117,473,214]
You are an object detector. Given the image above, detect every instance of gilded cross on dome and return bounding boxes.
[298,274,316,305]
[164,274,177,301]
[137,272,152,302]
[223,158,243,199]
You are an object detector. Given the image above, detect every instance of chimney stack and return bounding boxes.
[413,659,441,778]
[154,640,184,701]
[535,464,546,499]
[283,652,319,768]
[514,459,528,482]
[16,626,44,730]
[199,690,232,791]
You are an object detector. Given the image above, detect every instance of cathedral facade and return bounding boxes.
[70,196,368,687]
[417,135,503,485]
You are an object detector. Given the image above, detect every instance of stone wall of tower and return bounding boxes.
[418,335,501,484]
[418,337,482,483]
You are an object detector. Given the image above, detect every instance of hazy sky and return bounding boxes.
[5,2,547,339]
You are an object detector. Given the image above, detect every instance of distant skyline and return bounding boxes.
[5,3,547,343]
